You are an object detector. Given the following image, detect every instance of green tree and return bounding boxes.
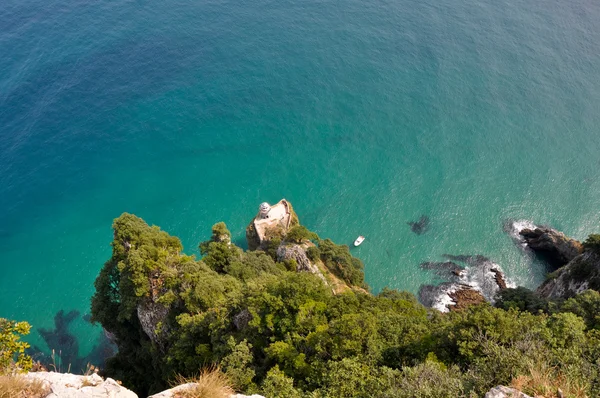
[285,226,319,244]
[220,337,255,391]
[261,365,301,398]
[495,287,549,313]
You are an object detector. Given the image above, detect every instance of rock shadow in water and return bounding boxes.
[407,215,430,235]
[29,309,116,373]
[420,261,465,280]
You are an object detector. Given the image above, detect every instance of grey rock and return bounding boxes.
[24,371,138,398]
[147,383,264,398]
[137,299,170,347]
[277,243,317,273]
[233,309,253,331]
[537,250,600,299]
[484,386,533,398]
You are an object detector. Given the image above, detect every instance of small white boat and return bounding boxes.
[354,235,365,246]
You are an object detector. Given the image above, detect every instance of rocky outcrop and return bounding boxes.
[491,268,507,289]
[519,227,583,268]
[246,199,299,250]
[484,386,532,398]
[137,299,170,348]
[277,244,316,273]
[537,250,600,299]
[277,243,328,284]
[22,372,265,398]
[147,383,264,398]
[24,371,137,398]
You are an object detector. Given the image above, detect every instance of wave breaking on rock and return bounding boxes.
[418,255,514,312]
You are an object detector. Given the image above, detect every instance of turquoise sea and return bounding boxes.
[1,0,600,363]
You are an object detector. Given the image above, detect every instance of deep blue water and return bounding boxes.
[1,0,600,360]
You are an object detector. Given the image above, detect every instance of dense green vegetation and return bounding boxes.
[88,214,600,397]
[583,234,600,253]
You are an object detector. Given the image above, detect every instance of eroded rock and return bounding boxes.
[537,250,600,299]
[137,299,170,348]
[519,227,583,268]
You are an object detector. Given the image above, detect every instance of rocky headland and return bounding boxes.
[504,219,600,300]
[519,226,583,268]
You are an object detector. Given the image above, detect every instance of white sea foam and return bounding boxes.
[428,256,512,311]
[431,284,458,313]
[506,219,537,248]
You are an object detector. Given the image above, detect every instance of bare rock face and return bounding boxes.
[277,244,317,273]
[137,299,170,348]
[519,228,583,268]
[233,309,253,331]
[24,371,138,398]
[484,386,532,398]
[537,250,600,299]
[276,243,328,285]
[147,383,264,398]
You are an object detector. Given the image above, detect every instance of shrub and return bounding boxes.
[0,319,32,375]
[391,361,465,398]
[583,234,600,253]
[285,226,319,244]
[495,287,549,313]
[306,246,321,262]
[261,365,301,398]
[318,239,365,286]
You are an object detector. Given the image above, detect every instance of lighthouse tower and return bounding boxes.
[259,202,271,219]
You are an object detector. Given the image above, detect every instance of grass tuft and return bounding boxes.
[173,367,235,398]
[0,375,50,398]
[511,363,589,398]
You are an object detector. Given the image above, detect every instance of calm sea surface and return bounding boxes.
[1,0,600,359]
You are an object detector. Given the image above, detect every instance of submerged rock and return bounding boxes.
[407,215,430,235]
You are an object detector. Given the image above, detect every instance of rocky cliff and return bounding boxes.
[537,250,600,299]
